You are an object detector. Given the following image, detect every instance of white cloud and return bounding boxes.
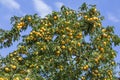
[0,0,20,10]
[108,13,120,22]
[33,0,52,18]
[55,2,64,9]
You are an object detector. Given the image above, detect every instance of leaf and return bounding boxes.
[79,2,88,11]
[40,65,44,70]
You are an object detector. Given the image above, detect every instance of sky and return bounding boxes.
[0,0,120,76]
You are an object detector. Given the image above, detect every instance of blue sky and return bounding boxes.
[0,0,120,72]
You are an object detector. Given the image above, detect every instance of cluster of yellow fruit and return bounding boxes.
[0,77,30,80]
[28,27,52,42]
[16,16,31,31]
[65,10,74,15]
[92,69,100,77]
[76,32,82,39]
[17,22,25,30]
[84,15,101,27]
[59,65,63,71]
[82,65,89,71]
[54,40,82,56]
[107,70,113,79]
[4,65,17,72]
[21,15,85,57]
[0,77,8,80]
[13,77,30,80]
[81,76,85,80]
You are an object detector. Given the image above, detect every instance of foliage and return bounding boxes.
[0,3,120,80]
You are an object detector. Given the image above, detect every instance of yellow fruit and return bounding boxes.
[77,42,81,47]
[65,27,70,31]
[24,78,30,80]
[56,51,60,53]
[18,57,23,61]
[81,76,85,80]
[70,36,73,39]
[83,65,88,70]
[13,52,17,55]
[108,35,111,39]
[102,29,106,32]
[35,52,39,55]
[4,67,10,72]
[19,22,25,26]
[87,18,90,21]
[50,58,53,62]
[56,51,60,56]
[98,73,101,77]
[65,21,70,24]
[30,64,34,68]
[103,41,107,46]
[100,47,104,52]
[43,46,46,50]
[94,70,98,74]
[78,32,82,38]
[11,65,17,70]
[95,59,98,63]
[28,17,31,21]
[112,52,115,55]
[84,15,88,18]
[45,24,48,26]
[68,48,72,52]
[17,22,25,30]
[62,35,66,38]
[38,33,42,37]
[53,16,58,20]
[111,61,115,65]
[68,33,72,36]
[104,78,107,80]
[12,58,16,61]
[66,11,69,15]
[19,70,26,74]
[98,55,102,59]
[40,48,44,51]
[13,77,19,80]
[93,8,97,12]
[27,69,31,73]
[93,17,98,20]
[97,23,101,27]
[61,41,65,45]
[17,26,22,30]
[71,40,75,44]
[0,78,2,80]
[85,65,88,68]
[9,54,13,57]
[20,17,24,21]
[69,11,73,14]
[96,38,100,41]
[76,36,79,39]
[48,22,52,26]
[36,66,39,69]
[89,18,93,21]
[59,65,63,71]
[0,77,4,80]
[61,45,66,49]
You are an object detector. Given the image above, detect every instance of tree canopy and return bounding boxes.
[0,3,120,80]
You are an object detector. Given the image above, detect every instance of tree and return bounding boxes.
[0,3,120,80]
